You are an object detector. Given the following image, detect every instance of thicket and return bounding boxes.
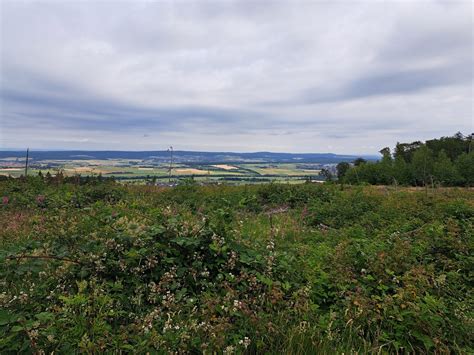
[339,132,473,186]
[1,178,473,353]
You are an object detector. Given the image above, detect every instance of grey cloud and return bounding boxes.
[288,61,471,105]
[0,0,472,153]
[2,87,257,132]
[340,61,472,100]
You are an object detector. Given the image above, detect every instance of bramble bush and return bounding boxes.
[0,178,473,353]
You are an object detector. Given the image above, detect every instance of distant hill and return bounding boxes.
[0,150,376,164]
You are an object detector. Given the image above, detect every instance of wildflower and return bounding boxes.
[301,205,308,219]
[2,196,8,205]
[224,345,235,354]
[36,195,45,205]
[239,337,251,349]
[232,299,243,312]
[29,329,39,340]
[18,291,28,303]
[266,240,275,250]
[227,251,238,269]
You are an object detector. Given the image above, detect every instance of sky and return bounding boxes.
[0,0,472,154]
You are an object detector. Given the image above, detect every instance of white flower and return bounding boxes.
[239,337,251,349]
[224,345,235,354]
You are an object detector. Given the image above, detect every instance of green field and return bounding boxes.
[1,177,473,353]
[0,159,325,184]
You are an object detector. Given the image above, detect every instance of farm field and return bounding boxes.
[1,177,472,353]
[0,159,326,184]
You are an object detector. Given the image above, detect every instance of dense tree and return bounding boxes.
[353,157,367,166]
[379,147,391,160]
[392,154,412,185]
[336,162,350,180]
[320,168,334,181]
[455,152,474,186]
[342,133,471,187]
[425,132,470,160]
[45,171,53,184]
[379,147,394,184]
[411,146,434,186]
[433,150,462,186]
[394,141,423,163]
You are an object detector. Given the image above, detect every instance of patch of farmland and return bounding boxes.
[175,168,207,174]
[211,164,238,170]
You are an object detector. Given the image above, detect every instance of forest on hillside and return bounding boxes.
[335,133,473,186]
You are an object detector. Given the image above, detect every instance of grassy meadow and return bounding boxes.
[0,177,473,353]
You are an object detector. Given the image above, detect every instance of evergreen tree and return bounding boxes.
[45,171,53,184]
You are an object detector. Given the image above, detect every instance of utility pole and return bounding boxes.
[168,146,173,184]
[24,148,29,177]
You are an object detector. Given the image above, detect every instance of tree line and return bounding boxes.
[336,132,473,186]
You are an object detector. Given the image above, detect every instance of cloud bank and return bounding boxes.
[0,0,472,153]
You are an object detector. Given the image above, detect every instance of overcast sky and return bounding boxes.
[0,0,472,153]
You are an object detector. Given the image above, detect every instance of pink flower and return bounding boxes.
[300,205,308,219]
[2,196,8,205]
[36,195,45,205]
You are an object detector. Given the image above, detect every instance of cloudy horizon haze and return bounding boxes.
[0,0,472,154]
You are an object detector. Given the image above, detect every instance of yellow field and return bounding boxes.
[175,168,207,174]
[211,164,238,170]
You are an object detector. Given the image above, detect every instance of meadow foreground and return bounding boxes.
[1,178,473,353]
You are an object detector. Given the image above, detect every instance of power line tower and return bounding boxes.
[168,146,173,184]
[24,148,29,177]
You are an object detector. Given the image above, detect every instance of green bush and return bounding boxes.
[0,180,472,353]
